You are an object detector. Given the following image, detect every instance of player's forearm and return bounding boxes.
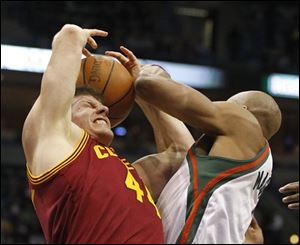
[40,25,85,115]
[136,96,194,153]
[156,112,194,153]
[135,74,220,133]
[136,96,165,152]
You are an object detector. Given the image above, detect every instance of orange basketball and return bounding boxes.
[76,55,135,128]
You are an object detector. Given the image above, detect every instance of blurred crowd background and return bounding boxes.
[1,1,299,244]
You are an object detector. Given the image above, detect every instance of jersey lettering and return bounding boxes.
[122,161,161,218]
[125,170,145,202]
[93,146,161,218]
[145,186,161,218]
[253,171,271,198]
[93,145,117,159]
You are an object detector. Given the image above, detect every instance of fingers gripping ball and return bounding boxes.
[76,55,135,127]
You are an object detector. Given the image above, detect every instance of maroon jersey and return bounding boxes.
[27,131,164,244]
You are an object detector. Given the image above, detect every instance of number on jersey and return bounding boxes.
[125,171,144,202]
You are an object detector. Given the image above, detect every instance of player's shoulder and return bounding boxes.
[25,122,85,176]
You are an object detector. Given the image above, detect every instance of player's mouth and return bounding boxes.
[93,117,110,127]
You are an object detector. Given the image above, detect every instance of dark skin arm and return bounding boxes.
[279,181,299,209]
[105,47,194,201]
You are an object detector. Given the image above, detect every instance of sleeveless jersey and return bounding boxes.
[157,142,272,244]
[27,130,164,244]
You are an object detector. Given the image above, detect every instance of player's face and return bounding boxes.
[71,94,114,145]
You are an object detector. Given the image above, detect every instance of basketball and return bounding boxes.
[76,55,135,127]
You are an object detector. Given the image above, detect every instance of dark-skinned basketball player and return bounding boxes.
[106,46,281,244]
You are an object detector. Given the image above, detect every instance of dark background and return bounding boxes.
[1,1,299,244]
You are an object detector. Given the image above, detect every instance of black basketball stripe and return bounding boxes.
[101,60,115,96]
[109,116,128,126]
[109,116,125,119]
[82,58,87,85]
[107,85,134,108]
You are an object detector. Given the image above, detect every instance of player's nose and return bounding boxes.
[96,104,109,116]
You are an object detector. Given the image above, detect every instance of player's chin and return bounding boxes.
[95,128,114,146]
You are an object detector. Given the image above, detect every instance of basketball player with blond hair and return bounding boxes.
[107,48,275,244]
[22,24,194,244]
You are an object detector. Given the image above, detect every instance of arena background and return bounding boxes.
[1,1,299,244]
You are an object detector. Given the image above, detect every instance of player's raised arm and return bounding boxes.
[134,65,232,136]
[22,24,107,163]
[32,25,107,122]
[106,48,194,200]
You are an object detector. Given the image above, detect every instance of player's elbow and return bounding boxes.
[171,141,191,154]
